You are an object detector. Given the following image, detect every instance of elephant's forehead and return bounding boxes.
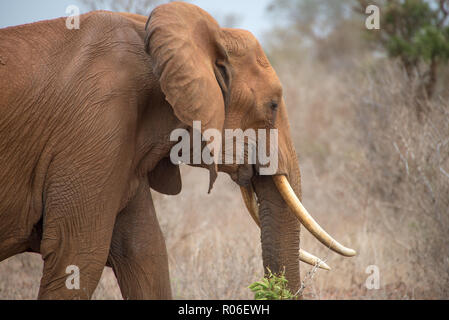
[221,28,270,68]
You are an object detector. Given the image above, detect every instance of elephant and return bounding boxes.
[0,2,356,299]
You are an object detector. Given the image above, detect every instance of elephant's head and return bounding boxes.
[145,2,356,292]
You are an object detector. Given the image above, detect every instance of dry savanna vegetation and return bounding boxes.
[0,0,448,299]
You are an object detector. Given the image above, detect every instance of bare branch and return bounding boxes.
[438,0,449,27]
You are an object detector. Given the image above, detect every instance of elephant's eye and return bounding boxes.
[270,101,278,111]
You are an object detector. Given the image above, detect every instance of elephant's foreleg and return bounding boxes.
[107,180,172,300]
[38,190,117,300]
[37,146,131,299]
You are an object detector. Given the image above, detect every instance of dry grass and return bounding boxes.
[277,56,449,299]
[0,56,448,299]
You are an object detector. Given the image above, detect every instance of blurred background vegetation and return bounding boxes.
[1,0,448,300]
[261,0,449,299]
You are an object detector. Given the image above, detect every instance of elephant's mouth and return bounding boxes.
[240,174,356,271]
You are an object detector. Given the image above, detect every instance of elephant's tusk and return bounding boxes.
[239,185,331,271]
[273,175,357,257]
[240,185,260,227]
[299,249,331,271]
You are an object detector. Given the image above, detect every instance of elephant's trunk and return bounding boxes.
[252,151,302,293]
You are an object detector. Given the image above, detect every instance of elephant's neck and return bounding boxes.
[134,99,185,177]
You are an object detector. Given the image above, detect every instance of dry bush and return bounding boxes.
[350,61,449,298]
[274,54,449,299]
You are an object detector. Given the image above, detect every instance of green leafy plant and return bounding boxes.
[248,268,297,300]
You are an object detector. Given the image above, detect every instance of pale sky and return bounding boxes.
[0,0,273,39]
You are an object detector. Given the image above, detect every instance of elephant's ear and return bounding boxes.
[148,157,182,195]
[145,3,230,192]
